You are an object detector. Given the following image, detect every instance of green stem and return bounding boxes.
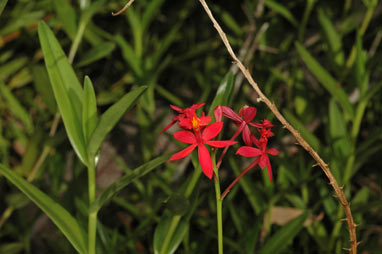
[88,160,97,254]
[212,154,223,254]
[68,20,87,64]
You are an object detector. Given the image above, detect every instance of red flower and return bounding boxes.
[169,122,236,179]
[214,105,257,146]
[236,140,279,182]
[161,103,207,133]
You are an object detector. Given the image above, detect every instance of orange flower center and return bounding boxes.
[192,116,200,131]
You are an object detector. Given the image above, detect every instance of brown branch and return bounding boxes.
[198,0,357,253]
[112,0,136,16]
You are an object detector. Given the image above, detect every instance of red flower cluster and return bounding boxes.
[162,103,279,187]
[163,104,236,179]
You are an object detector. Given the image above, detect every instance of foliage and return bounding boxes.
[0,0,381,253]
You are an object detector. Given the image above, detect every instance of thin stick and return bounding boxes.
[198,1,357,253]
[112,0,135,16]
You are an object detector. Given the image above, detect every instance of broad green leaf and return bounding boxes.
[0,82,33,134]
[208,71,235,115]
[54,0,77,40]
[38,21,87,165]
[0,0,7,17]
[87,86,147,160]
[329,99,351,158]
[295,42,354,118]
[153,214,188,254]
[283,109,321,152]
[82,76,98,144]
[259,211,309,254]
[264,0,298,27]
[0,165,88,254]
[115,35,143,78]
[317,8,344,66]
[77,42,116,67]
[142,0,165,31]
[90,153,171,212]
[32,65,57,114]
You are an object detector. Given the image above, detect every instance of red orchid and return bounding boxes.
[169,122,236,179]
[236,138,279,182]
[214,105,257,146]
[161,103,207,133]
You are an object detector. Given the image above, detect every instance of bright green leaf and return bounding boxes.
[0,165,88,254]
[38,21,87,165]
[82,76,98,144]
[90,153,171,213]
[87,86,147,160]
[208,71,234,115]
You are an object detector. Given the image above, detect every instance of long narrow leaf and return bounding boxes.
[90,153,171,212]
[295,42,354,118]
[259,211,309,254]
[0,82,34,134]
[0,165,88,254]
[208,71,234,115]
[87,86,147,160]
[82,76,98,144]
[38,21,87,165]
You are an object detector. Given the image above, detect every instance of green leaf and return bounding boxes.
[0,242,24,254]
[54,0,78,40]
[259,211,309,254]
[295,42,354,118]
[0,0,7,17]
[82,76,98,144]
[264,0,298,27]
[90,153,171,212]
[76,42,116,67]
[115,35,143,78]
[0,57,28,81]
[87,86,147,160]
[127,7,143,58]
[153,213,188,254]
[329,99,351,158]
[38,21,87,165]
[317,8,344,66]
[142,0,166,31]
[0,82,34,134]
[0,165,88,254]
[283,109,321,152]
[355,30,368,96]
[31,65,57,114]
[208,71,235,115]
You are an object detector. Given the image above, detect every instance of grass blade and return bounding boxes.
[0,0,7,16]
[264,0,298,27]
[208,71,234,115]
[0,165,88,254]
[90,153,171,212]
[38,21,87,165]
[295,42,354,118]
[87,86,147,160]
[76,42,116,67]
[259,211,309,254]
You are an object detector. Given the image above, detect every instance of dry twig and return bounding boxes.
[112,0,136,16]
[198,0,358,253]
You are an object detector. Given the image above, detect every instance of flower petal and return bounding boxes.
[221,106,242,122]
[169,144,197,161]
[206,140,237,148]
[199,115,212,126]
[161,119,177,133]
[242,125,252,146]
[258,154,267,169]
[240,106,257,123]
[236,146,262,157]
[265,156,273,182]
[214,106,223,122]
[198,144,213,179]
[170,104,184,112]
[202,122,223,141]
[190,102,206,110]
[178,117,193,130]
[173,131,197,144]
[267,148,280,156]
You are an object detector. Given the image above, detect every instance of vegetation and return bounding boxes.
[0,0,381,253]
